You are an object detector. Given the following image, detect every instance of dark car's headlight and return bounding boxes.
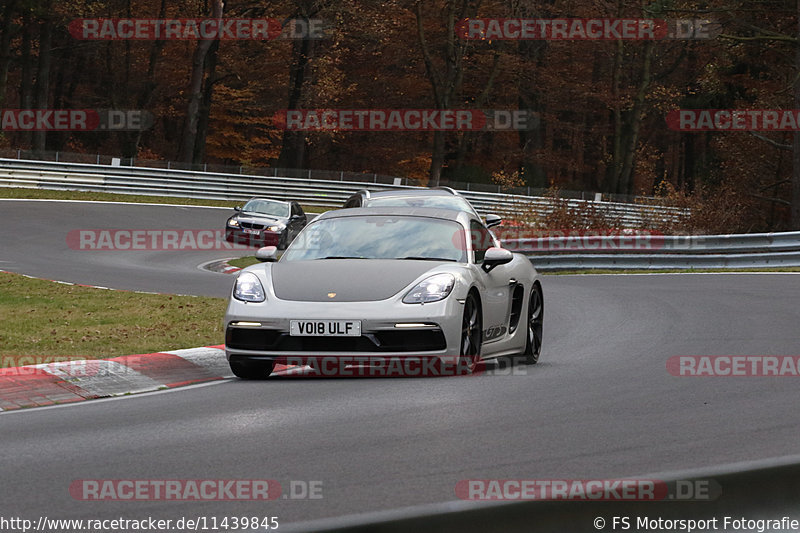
[227,218,239,227]
[233,272,266,302]
[267,224,285,232]
[403,274,455,304]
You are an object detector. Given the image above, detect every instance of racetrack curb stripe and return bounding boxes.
[0,368,88,411]
[0,346,230,412]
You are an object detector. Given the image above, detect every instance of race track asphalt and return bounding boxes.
[1,200,799,529]
[0,199,252,297]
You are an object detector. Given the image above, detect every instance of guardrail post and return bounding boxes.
[308,169,311,178]
[55,152,59,162]
[374,173,377,183]
[340,171,343,181]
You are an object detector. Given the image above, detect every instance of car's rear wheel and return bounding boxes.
[523,283,544,364]
[459,293,482,374]
[230,359,275,379]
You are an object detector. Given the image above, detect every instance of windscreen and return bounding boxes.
[241,199,289,217]
[282,215,468,262]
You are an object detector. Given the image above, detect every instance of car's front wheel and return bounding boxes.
[230,359,275,379]
[522,283,544,364]
[459,293,482,374]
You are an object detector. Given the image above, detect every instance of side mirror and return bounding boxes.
[255,246,278,262]
[482,246,513,272]
[484,214,503,228]
[233,205,242,212]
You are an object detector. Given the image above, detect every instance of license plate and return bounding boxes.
[290,320,361,337]
[243,228,260,235]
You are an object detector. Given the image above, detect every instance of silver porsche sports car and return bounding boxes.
[224,207,543,379]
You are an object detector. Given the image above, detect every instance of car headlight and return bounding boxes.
[227,218,239,227]
[402,273,455,304]
[267,224,284,232]
[233,272,266,302]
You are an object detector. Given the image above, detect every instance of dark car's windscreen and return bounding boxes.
[282,216,468,263]
[242,199,289,217]
[367,196,477,216]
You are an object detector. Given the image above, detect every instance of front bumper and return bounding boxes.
[225,227,280,247]
[224,295,465,364]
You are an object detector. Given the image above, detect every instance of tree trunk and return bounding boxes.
[430,130,445,186]
[32,12,53,153]
[118,0,167,158]
[193,40,220,164]
[793,0,800,229]
[415,0,472,187]
[179,0,223,163]
[618,40,654,195]
[277,21,314,169]
[17,12,33,147]
[0,0,18,108]
[608,39,624,192]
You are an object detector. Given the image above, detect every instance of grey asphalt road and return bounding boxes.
[0,199,283,297]
[1,200,800,529]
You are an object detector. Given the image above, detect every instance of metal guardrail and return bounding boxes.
[0,158,685,228]
[0,147,660,203]
[501,231,800,270]
[0,157,792,269]
[282,455,800,533]
[526,251,800,270]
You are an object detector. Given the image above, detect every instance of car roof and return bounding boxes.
[315,206,476,224]
[366,188,460,199]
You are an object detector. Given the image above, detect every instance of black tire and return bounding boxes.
[523,283,544,364]
[459,293,482,374]
[230,359,275,379]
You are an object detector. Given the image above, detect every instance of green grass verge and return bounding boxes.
[227,256,261,269]
[0,272,226,363]
[0,186,326,213]
[543,267,800,275]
